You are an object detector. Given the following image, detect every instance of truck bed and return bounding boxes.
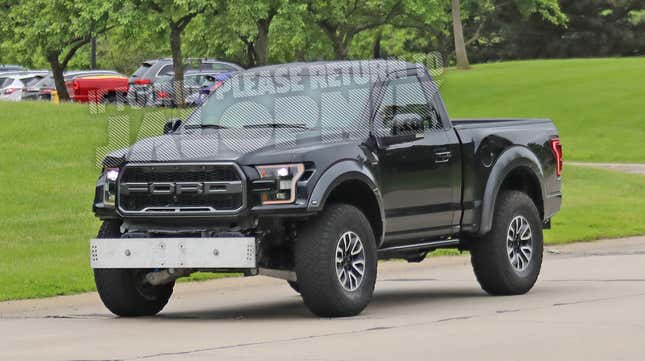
[450,117,561,235]
[451,118,553,128]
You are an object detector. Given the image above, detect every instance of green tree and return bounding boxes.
[226,0,283,67]
[451,0,567,69]
[95,26,169,75]
[306,0,405,60]
[185,0,317,67]
[129,0,219,106]
[1,0,115,100]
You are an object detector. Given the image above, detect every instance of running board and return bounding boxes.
[377,239,461,258]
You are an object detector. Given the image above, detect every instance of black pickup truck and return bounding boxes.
[91,60,563,317]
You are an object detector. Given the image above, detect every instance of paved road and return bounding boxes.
[2,237,645,361]
[567,161,645,175]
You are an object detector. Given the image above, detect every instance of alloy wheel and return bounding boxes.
[506,215,533,272]
[335,231,366,291]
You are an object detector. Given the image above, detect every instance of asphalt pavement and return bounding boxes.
[1,236,644,361]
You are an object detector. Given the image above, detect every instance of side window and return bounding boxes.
[207,63,235,71]
[157,64,173,77]
[184,75,200,86]
[375,76,441,136]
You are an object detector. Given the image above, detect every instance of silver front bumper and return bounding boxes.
[90,237,256,269]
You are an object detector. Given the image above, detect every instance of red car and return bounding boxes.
[64,71,129,103]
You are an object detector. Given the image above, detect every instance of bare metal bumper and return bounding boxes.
[90,237,256,269]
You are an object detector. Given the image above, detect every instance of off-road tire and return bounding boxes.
[295,204,377,317]
[93,221,174,317]
[470,191,544,295]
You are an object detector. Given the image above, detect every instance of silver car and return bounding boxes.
[127,58,243,106]
[0,71,49,101]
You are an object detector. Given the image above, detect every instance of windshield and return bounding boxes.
[22,76,44,87]
[186,66,377,135]
[132,62,153,78]
[31,75,54,89]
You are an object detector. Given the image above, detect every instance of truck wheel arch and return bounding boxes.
[307,161,385,246]
[479,146,546,236]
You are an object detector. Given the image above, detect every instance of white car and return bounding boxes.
[0,71,49,101]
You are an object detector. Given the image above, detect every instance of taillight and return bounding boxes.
[211,81,224,91]
[73,80,80,91]
[134,79,151,85]
[550,138,563,177]
[3,87,18,95]
[156,90,170,99]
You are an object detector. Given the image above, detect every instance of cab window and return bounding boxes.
[374,76,441,136]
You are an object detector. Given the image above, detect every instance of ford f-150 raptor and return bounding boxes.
[91,60,563,317]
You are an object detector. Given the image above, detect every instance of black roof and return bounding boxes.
[0,64,25,71]
[245,60,422,77]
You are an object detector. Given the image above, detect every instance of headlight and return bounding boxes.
[105,168,120,182]
[255,163,305,204]
[101,167,119,207]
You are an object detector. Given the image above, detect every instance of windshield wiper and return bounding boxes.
[243,123,308,129]
[184,124,228,129]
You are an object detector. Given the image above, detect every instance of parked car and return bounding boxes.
[128,58,243,106]
[184,71,236,106]
[21,73,54,101]
[23,70,127,102]
[0,64,25,73]
[64,70,129,103]
[91,60,563,318]
[152,70,236,107]
[0,71,49,101]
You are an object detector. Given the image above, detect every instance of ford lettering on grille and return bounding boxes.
[121,182,242,195]
[117,163,246,215]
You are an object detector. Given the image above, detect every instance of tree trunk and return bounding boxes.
[452,0,470,69]
[245,40,256,68]
[332,35,350,60]
[255,19,270,66]
[169,24,185,107]
[90,37,97,70]
[372,30,382,59]
[47,52,70,101]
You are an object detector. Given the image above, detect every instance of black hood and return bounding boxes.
[103,128,368,167]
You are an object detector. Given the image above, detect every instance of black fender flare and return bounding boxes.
[478,146,546,235]
[307,160,385,246]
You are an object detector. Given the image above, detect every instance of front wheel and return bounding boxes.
[295,204,377,317]
[470,191,544,295]
[93,221,174,317]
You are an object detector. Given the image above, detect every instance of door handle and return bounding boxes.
[434,151,452,163]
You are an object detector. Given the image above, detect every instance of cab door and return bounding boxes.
[374,74,460,246]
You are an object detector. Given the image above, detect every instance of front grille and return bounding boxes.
[122,166,240,183]
[118,163,245,215]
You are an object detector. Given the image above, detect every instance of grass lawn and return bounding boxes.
[545,166,645,244]
[441,57,645,163]
[1,57,644,301]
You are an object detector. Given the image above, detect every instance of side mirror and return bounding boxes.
[377,113,425,147]
[391,113,424,136]
[163,118,183,134]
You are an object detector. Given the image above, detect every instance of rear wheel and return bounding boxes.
[470,191,544,295]
[93,221,174,317]
[295,204,377,317]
